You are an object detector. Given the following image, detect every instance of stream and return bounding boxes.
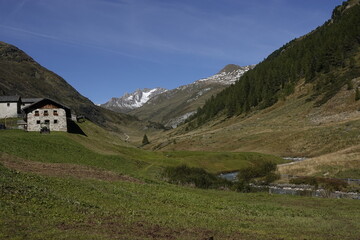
[218,157,306,181]
[217,157,360,200]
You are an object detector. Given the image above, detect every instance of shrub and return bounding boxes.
[162,165,231,189]
[263,172,281,184]
[231,180,251,192]
[290,177,348,191]
[290,177,318,187]
[237,161,277,182]
[318,178,348,191]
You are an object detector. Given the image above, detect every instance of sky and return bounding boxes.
[0,0,344,104]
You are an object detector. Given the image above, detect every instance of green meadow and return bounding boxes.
[1,122,360,239]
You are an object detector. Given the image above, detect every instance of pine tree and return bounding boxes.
[142,134,150,145]
[355,88,360,101]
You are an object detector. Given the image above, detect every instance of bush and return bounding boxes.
[290,177,348,191]
[237,161,277,182]
[290,177,318,187]
[318,178,348,191]
[231,180,251,192]
[263,172,281,184]
[162,165,231,189]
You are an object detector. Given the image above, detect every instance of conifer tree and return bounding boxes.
[142,134,150,145]
[355,88,360,101]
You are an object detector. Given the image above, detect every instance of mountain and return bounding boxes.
[187,0,360,128]
[0,41,165,142]
[145,0,360,172]
[101,88,167,113]
[128,64,254,128]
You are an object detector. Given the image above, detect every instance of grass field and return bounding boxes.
[1,123,360,239]
[0,123,284,178]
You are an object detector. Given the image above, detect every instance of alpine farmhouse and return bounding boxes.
[0,96,71,132]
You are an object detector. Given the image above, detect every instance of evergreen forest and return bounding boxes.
[190,2,360,127]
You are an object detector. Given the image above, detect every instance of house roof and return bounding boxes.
[0,96,21,103]
[22,98,43,104]
[22,98,71,118]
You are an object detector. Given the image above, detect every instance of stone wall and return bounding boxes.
[0,102,19,118]
[27,108,67,132]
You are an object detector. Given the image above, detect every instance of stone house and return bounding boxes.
[0,96,22,118]
[22,98,71,132]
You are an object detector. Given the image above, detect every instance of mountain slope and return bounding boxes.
[101,88,167,113]
[146,1,360,164]
[0,41,164,143]
[129,64,253,127]
[188,1,360,128]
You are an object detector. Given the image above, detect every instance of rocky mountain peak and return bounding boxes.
[101,87,167,113]
[196,64,255,85]
[218,64,242,74]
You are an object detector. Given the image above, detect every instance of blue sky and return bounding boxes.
[0,0,343,104]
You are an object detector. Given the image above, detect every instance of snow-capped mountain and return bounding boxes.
[196,64,254,85]
[101,88,167,113]
[130,64,254,127]
[101,64,253,126]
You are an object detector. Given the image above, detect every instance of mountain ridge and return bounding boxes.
[101,87,167,113]
[128,64,254,127]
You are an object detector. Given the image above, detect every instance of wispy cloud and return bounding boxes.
[0,0,343,64]
[0,24,162,63]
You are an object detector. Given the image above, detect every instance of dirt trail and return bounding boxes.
[0,152,143,183]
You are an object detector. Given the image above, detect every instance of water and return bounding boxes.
[283,157,307,162]
[220,157,307,181]
[218,172,238,181]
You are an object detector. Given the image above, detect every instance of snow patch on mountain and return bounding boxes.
[187,88,212,103]
[101,64,254,118]
[101,88,167,113]
[196,65,254,85]
[166,111,197,128]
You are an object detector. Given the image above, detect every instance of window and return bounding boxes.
[44,120,50,124]
[53,110,58,116]
[35,111,39,116]
[44,110,49,116]
[7,103,10,107]
[54,120,58,124]
[36,120,41,124]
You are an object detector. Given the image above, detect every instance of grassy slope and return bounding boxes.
[150,75,360,178]
[0,122,284,178]
[1,123,360,239]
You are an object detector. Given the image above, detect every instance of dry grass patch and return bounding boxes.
[278,145,360,178]
[0,152,143,183]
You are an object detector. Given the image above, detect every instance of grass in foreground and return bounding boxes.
[1,126,359,239]
[1,164,360,240]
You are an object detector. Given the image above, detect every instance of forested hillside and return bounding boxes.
[190,1,360,127]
